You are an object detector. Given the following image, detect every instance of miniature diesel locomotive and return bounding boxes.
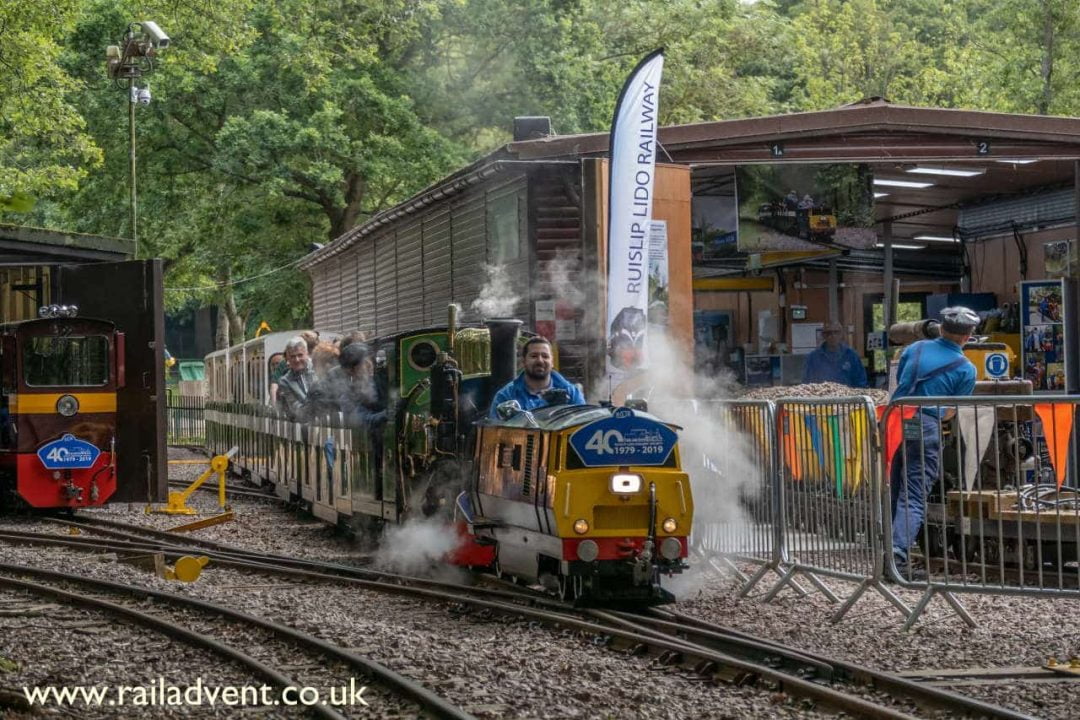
[205,311,692,603]
[453,402,691,603]
[0,308,124,509]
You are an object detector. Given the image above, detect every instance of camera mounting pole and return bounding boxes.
[105,22,168,258]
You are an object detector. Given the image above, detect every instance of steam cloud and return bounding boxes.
[471,264,520,318]
[543,249,587,308]
[627,330,764,599]
[374,518,465,577]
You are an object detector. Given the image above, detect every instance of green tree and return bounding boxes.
[0,1,102,204]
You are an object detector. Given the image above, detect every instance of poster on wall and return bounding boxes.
[1020,279,1070,392]
[736,163,876,253]
[648,220,669,330]
[691,169,738,262]
[1045,240,1078,279]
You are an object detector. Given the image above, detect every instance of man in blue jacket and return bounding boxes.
[803,322,868,387]
[889,307,979,572]
[489,337,585,418]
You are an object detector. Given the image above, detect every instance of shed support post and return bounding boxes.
[828,258,839,324]
[882,221,894,330]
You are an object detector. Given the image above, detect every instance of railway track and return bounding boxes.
[0,561,474,719]
[0,520,1036,720]
[166,478,285,503]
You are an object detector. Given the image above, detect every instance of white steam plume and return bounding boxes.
[543,249,586,308]
[629,330,766,598]
[471,264,520,318]
[374,518,465,577]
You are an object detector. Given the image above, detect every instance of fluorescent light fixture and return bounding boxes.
[873,192,889,199]
[873,178,935,189]
[876,243,925,250]
[907,166,985,178]
[912,234,958,242]
[995,158,1038,165]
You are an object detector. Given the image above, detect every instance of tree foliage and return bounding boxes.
[5,0,1080,341]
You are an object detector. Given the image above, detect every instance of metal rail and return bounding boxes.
[645,608,1036,720]
[0,561,474,720]
[0,567,346,720]
[0,526,1028,720]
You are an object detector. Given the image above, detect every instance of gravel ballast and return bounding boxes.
[0,448,837,720]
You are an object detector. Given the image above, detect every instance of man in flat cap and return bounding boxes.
[803,321,868,388]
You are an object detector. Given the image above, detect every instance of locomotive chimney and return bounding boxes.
[486,318,522,395]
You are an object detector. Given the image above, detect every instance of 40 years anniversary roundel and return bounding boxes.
[568,407,678,467]
[37,434,101,470]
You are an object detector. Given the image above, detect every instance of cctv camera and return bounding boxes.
[137,87,151,105]
[139,20,169,49]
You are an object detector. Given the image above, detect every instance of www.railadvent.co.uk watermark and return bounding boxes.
[23,678,370,708]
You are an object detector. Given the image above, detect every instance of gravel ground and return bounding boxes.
[740,382,889,405]
[0,583,310,719]
[0,448,839,720]
[672,560,1080,720]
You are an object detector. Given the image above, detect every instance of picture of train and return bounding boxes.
[0,306,125,510]
[204,311,692,603]
[755,200,838,242]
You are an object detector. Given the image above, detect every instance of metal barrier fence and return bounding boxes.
[166,394,205,445]
[765,397,909,622]
[654,399,783,595]
[882,394,1080,629]
[199,392,1080,629]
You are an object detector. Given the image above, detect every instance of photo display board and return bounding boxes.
[1020,279,1073,393]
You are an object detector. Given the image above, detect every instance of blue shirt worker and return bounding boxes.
[803,322,868,387]
[889,306,979,573]
[489,337,585,418]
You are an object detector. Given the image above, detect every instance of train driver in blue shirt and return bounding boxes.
[889,306,979,572]
[802,322,868,388]
[489,337,585,418]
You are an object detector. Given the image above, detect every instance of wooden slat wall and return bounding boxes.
[325,256,342,332]
[531,169,586,382]
[484,175,530,321]
[374,231,398,335]
[451,188,488,322]
[0,266,49,323]
[396,217,424,329]
[310,265,331,330]
[356,238,376,336]
[422,208,452,325]
[338,251,359,333]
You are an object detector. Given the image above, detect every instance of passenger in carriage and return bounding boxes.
[336,342,387,428]
[276,337,317,421]
[311,341,340,379]
[267,352,286,405]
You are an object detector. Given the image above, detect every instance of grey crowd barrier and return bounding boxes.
[882,394,1080,630]
[651,398,787,596]
[765,397,909,622]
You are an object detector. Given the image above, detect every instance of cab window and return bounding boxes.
[23,335,109,387]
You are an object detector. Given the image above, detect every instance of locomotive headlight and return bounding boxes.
[573,518,590,535]
[610,473,642,494]
[662,517,678,534]
[56,394,79,417]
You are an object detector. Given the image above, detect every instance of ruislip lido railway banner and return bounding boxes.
[606,48,664,386]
